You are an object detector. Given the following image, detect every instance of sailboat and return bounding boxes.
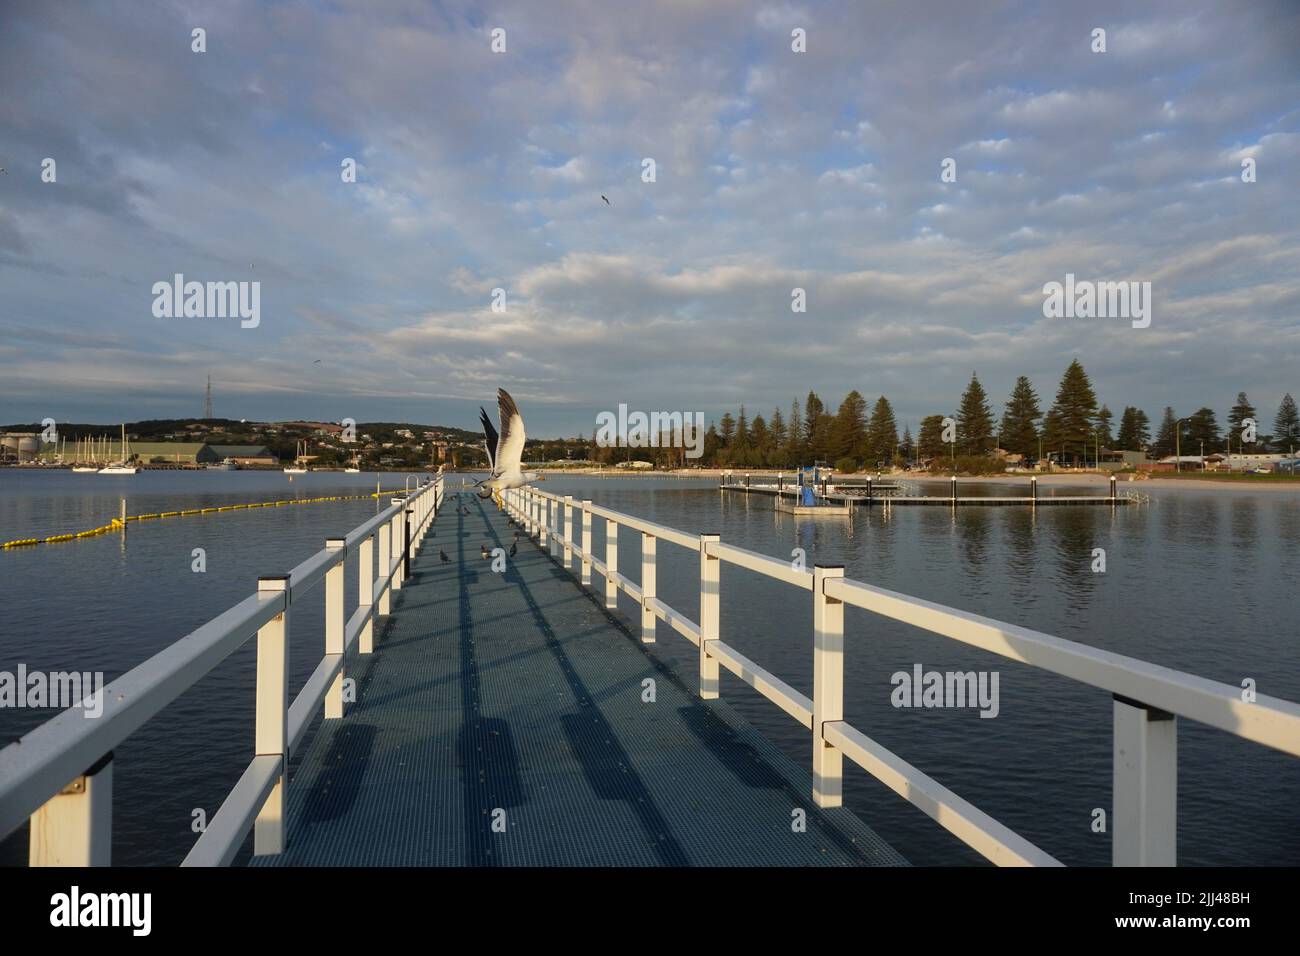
[71,436,99,472]
[98,425,139,474]
[283,439,308,474]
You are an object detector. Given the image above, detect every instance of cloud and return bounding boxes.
[0,0,1297,430]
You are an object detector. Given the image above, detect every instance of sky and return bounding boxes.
[1,0,1298,439]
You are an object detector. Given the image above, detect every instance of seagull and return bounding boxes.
[480,544,490,559]
[477,388,539,499]
[440,549,450,563]
[601,195,610,205]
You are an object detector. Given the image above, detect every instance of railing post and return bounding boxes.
[641,532,656,643]
[389,504,404,591]
[254,575,290,856]
[551,499,559,556]
[325,538,346,718]
[539,493,549,548]
[1113,696,1177,866]
[359,531,376,653]
[403,507,413,577]
[812,565,846,807]
[378,521,392,616]
[581,501,593,585]
[563,496,574,569]
[29,753,113,866]
[605,518,618,608]
[699,533,721,699]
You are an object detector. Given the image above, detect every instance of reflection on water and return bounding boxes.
[2,472,1298,867]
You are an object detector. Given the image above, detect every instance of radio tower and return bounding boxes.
[204,375,213,420]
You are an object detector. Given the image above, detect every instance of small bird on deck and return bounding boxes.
[440,549,450,563]
[509,541,517,557]
[480,544,490,559]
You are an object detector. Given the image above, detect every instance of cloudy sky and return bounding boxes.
[1,0,1297,437]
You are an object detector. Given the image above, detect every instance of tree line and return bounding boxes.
[649,360,1300,470]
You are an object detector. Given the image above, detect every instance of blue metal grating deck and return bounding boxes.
[252,494,906,866]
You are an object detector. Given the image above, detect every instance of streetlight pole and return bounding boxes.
[1174,418,1190,474]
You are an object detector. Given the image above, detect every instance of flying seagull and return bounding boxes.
[601,195,610,205]
[477,388,539,499]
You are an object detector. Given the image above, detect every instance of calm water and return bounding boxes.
[2,471,1298,866]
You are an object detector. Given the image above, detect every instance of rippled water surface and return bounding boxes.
[2,470,1298,866]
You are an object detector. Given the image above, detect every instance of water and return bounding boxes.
[2,471,1298,866]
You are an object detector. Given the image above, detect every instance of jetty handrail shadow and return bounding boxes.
[509,485,1300,867]
[0,475,443,866]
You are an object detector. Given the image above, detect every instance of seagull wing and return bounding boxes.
[479,406,498,473]
[495,388,526,475]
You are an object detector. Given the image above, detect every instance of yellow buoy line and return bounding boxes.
[1,490,410,549]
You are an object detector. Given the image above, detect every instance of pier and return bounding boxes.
[2,475,1298,867]
[722,474,1136,507]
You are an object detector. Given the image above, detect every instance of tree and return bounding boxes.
[750,414,770,467]
[1115,406,1151,452]
[955,372,995,454]
[999,376,1041,458]
[1096,406,1114,447]
[1274,394,1299,452]
[1153,407,1179,458]
[1185,407,1220,453]
[866,396,899,467]
[719,412,735,449]
[1045,359,1099,465]
[829,391,868,466]
[734,406,751,465]
[918,415,946,461]
[804,391,832,462]
[768,408,787,467]
[703,423,719,465]
[1227,392,1257,452]
[786,398,803,464]
[899,425,914,464]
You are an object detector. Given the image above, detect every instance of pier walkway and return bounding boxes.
[5,474,1299,869]
[252,495,904,866]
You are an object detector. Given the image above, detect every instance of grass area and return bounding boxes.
[1143,471,1300,482]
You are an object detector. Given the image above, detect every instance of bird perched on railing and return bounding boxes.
[477,388,540,500]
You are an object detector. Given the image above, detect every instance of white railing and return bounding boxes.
[507,485,1300,867]
[0,475,443,866]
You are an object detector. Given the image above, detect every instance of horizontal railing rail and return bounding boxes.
[508,484,1300,867]
[0,475,443,866]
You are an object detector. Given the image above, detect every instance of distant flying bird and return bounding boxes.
[313,359,322,364]
[0,167,7,174]
[601,195,610,205]
[477,388,539,499]
[440,549,450,563]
